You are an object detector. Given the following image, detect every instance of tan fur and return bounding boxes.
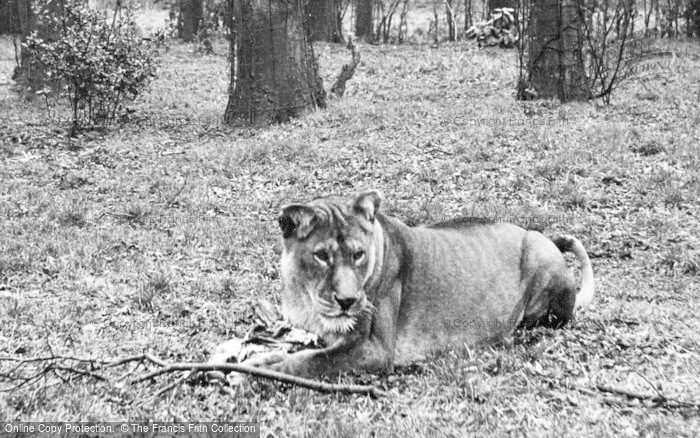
[250,190,595,378]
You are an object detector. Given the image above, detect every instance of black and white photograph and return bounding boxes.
[1,0,699,436]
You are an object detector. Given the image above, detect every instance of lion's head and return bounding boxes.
[277,190,384,338]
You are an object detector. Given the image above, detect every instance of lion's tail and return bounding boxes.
[552,235,594,309]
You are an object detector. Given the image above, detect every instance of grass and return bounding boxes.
[1,18,700,438]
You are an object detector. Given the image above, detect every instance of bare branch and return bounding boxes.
[1,353,385,398]
[108,353,169,368]
[51,365,108,382]
[128,361,385,398]
[330,36,361,98]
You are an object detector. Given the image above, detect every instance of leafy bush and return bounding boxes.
[24,0,159,131]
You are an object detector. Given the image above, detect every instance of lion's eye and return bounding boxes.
[314,250,330,264]
[352,250,365,263]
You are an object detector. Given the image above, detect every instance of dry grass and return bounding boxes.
[1,19,700,438]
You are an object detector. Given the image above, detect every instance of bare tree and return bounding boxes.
[0,0,15,34]
[224,0,326,125]
[446,0,456,41]
[432,0,439,44]
[641,0,656,33]
[308,0,343,42]
[355,0,374,39]
[178,0,203,41]
[397,0,409,41]
[580,0,646,103]
[376,0,406,42]
[465,0,473,33]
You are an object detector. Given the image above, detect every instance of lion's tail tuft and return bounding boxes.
[552,235,594,309]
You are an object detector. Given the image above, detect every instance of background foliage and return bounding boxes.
[24,0,159,131]
[0,1,698,436]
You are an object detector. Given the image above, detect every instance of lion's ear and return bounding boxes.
[279,204,317,239]
[353,190,383,222]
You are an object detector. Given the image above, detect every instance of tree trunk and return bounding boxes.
[12,0,33,84]
[12,0,63,93]
[489,0,518,12]
[446,0,456,41]
[178,0,203,41]
[521,0,589,101]
[308,0,343,42]
[488,0,514,10]
[688,0,700,37]
[0,0,15,34]
[433,0,439,45]
[224,0,326,126]
[355,0,373,39]
[464,0,472,32]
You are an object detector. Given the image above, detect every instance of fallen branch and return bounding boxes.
[596,383,700,409]
[118,355,384,398]
[52,364,107,382]
[597,384,663,402]
[161,150,186,156]
[1,353,385,398]
[0,355,109,365]
[330,35,361,98]
[108,353,168,368]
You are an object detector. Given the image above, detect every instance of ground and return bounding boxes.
[0,19,699,438]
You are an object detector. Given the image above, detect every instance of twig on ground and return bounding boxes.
[597,384,663,402]
[633,371,667,401]
[154,372,191,398]
[426,147,453,156]
[51,364,107,382]
[1,354,109,392]
[161,150,185,156]
[166,175,189,207]
[128,359,385,398]
[108,353,169,368]
[0,355,109,365]
[574,386,597,397]
[595,383,700,409]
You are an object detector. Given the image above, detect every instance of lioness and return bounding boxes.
[247,190,594,378]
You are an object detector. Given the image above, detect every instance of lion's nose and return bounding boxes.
[334,296,356,311]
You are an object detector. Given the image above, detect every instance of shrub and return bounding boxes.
[24,0,159,132]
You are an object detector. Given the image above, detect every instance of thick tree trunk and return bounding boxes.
[178,0,203,41]
[521,0,589,101]
[224,0,326,125]
[355,0,373,39]
[308,0,343,42]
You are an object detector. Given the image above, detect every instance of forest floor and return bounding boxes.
[1,29,699,437]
